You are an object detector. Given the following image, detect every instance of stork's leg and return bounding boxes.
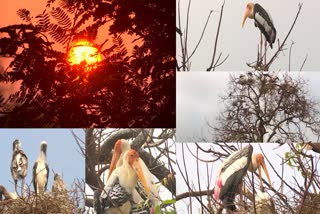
[260,32,263,64]
[14,181,18,196]
[239,182,245,212]
[21,178,25,197]
[264,40,267,66]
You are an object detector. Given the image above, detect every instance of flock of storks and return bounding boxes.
[0,140,66,201]
[94,139,160,214]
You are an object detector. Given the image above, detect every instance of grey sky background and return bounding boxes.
[177,72,320,141]
[176,143,320,213]
[0,129,84,194]
[176,0,320,71]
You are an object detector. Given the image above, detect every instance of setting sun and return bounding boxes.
[67,41,102,67]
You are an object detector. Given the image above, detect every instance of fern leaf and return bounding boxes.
[51,7,72,29]
[17,9,31,23]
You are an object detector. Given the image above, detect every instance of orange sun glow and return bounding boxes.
[67,41,102,67]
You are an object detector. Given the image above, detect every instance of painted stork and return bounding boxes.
[52,173,67,194]
[10,139,28,197]
[214,145,253,211]
[0,185,17,200]
[107,139,160,207]
[98,149,150,214]
[32,141,49,194]
[242,2,276,64]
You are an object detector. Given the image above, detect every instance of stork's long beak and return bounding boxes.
[258,159,272,188]
[107,150,121,180]
[133,159,150,194]
[242,9,250,28]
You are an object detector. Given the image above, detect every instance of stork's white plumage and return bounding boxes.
[33,141,49,194]
[10,139,28,197]
[242,2,276,48]
[107,139,160,207]
[99,149,150,214]
[52,173,67,194]
[254,190,275,214]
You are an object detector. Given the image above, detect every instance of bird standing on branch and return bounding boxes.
[242,2,277,65]
[214,145,253,211]
[214,145,273,212]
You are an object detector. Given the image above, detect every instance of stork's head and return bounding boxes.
[127,149,150,194]
[54,173,61,180]
[242,3,255,28]
[13,139,21,151]
[40,141,48,154]
[254,154,272,188]
[107,139,130,180]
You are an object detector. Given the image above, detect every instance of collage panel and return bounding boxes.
[177,0,319,71]
[178,71,320,143]
[0,129,84,213]
[84,129,176,213]
[176,142,320,213]
[0,0,175,128]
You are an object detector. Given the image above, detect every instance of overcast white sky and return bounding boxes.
[176,0,320,71]
[177,72,320,141]
[176,143,320,213]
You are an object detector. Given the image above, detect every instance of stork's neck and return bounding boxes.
[122,160,138,190]
[38,150,47,161]
[249,156,258,172]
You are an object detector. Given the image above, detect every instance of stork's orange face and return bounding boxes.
[127,149,150,194]
[107,140,123,180]
[242,3,254,27]
[256,154,272,188]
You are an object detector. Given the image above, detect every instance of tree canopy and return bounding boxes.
[213,72,320,143]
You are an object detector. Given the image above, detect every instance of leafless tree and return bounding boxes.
[176,0,228,71]
[211,71,320,143]
[82,128,176,212]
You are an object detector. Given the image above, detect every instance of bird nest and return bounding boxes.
[297,193,320,214]
[0,192,80,214]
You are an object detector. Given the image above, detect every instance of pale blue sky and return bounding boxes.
[0,129,84,194]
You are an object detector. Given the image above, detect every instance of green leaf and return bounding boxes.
[161,199,176,206]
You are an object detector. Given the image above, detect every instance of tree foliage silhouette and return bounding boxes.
[0,0,175,127]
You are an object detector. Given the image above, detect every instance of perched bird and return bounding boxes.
[33,141,49,194]
[0,185,17,200]
[10,139,28,197]
[242,2,276,48]
[52,173,67,194]
[214,145,253,211]
[97,149,150,214]
[107,139,160,208]
[242,2,276,66]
